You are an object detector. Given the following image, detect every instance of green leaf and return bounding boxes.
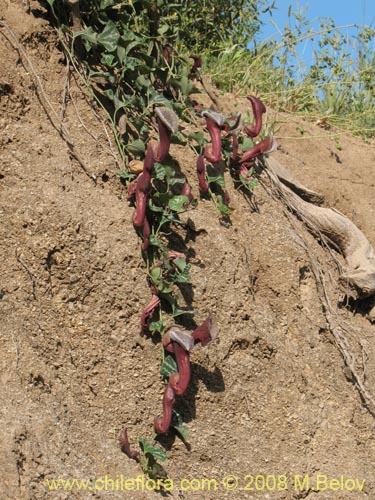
[135,75,151,89]
[149,320,164,334]
[241,137,255,152]
[119,170,135,182]
[172,265,190,284]
[157,282,173,294]
[153,191,171,206]
[154,166,185,187]
[188,131,206,146]
[178,75,193,96]
[171,410,189,442]
[125,40,144,56]
[123,57,142,71]
[150,267,173,294]
[127,139,146,156]
[154,162,167,180]
[172,258,187,272]
[149,235,166,251]
[116,45,126,64]
[148,93,172,107]
[113,94,126,112]
[89,70,114,84]
[78,26,98,47]
[104,89,115,100]
[100,0,115,8]
[168,177,186,186]
[217,203,232,216]
[171,132,187,146]
[159,214,182,227]
[168,195,189,212]
[207,175,225,188]
[139,437,167,462]
[160,355,178,378]
[121,30,137,43]
[173,424,189,442]
[163,165,176,180]
[148,200,165,213]
[97,21,120,52]
[172,303,197,318]
[157,24,170,35]
[150,267,163,284]
[100,53,116,67]
[241,176,258,190]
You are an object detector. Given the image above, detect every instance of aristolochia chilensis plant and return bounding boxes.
[121,103,223,477]
[121,93,276,476]
[45,0,277,482]
[191,95,277,217]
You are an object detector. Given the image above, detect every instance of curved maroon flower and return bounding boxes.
[132,174,148,227]
[245,96,266,138]
[202,110,224,163]
[168,328,195,352]
[162,327,194,352]
[192,315,219,347]
[239,135,277,164]
[140,294,160,336]
[119,428,140,461]
[155,322,219,434]
[154,383,175,434]
[169,342,191,396]
[153,107,179,163]
[196,154,209,193]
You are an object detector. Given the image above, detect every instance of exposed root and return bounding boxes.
[266,157,375,298]
[268,158,325,205]
[261,157,375,416]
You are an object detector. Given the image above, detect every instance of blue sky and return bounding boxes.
[261,0,375,39]
[258,0,375,73]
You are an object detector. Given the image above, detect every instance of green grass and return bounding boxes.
[205,13,375,140]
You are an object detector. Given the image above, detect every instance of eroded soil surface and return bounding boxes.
[1,2,375,499]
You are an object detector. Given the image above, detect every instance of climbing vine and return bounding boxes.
[44,0,275,481]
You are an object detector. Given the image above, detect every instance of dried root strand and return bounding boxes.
[266,157,375,298]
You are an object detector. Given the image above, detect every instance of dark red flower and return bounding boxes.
[154,383,175,434]
[239,135,277,164]
[202,110,224,163]
[119,428,140,461]
[152,107,179,163]
[245,96,266,138]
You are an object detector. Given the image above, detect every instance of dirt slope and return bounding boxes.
[1,2,374,499]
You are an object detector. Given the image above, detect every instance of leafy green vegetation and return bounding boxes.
[206,6,375,138]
